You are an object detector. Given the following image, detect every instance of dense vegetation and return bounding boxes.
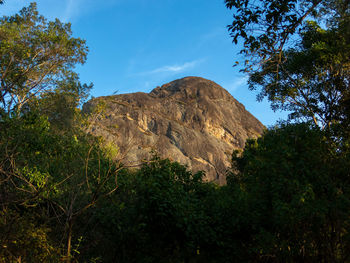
[0,1,349,262]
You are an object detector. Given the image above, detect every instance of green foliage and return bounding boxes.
[226,6,350,261]
[0,4,118,262]
[0,209,61,263]
[249,19,350,128]
[83,157,218,263]
[33,71,93,131]
[225,0,349,68]
[229,123,350,261]
[226,0,350,128]
[0,2,89,116]
[0,109,120,261]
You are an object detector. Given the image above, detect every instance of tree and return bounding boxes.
[225,0,350,128]
[225,0,349,68]
[0,2,88,117]
[0,4,120,262]
[83,157,218,263]
[0,111,120,262]
[32,71,92,131]
[229,123,350,261]
[249,20,350,128]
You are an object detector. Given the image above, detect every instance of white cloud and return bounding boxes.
[61,0,118,22]
[225,76,248,93]
[141,59,204,75]
[234,76,248,87]
[62,0,74,22]
[62,0,84,22]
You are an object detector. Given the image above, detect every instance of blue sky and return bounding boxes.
[2,0,288,126]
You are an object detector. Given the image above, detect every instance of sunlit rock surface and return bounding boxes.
[84,77,265,184]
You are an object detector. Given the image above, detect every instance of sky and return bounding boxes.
[1,0,288,126]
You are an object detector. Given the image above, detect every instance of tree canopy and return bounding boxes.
[226,0,350,128]
[229,123,350,261]
[0,2,89,117]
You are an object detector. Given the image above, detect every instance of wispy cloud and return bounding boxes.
[200,27,225,42]
[139,59,204,76]
[62,0,117,22]
[234,76,248,87]
[62,0,81,22]
[225,76,248,93]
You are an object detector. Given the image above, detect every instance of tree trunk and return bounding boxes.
[66,220,73,263]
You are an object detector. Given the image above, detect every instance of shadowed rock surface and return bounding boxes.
[84,77,265,184]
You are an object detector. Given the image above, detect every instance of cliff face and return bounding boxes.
[84,77,265,184]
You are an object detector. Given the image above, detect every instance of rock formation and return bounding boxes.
[84,76,265,184]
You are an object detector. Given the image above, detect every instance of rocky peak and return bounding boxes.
[84,76,265,184]
[150,76,232,101]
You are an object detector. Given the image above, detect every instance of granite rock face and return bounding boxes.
[84,77,265,184]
